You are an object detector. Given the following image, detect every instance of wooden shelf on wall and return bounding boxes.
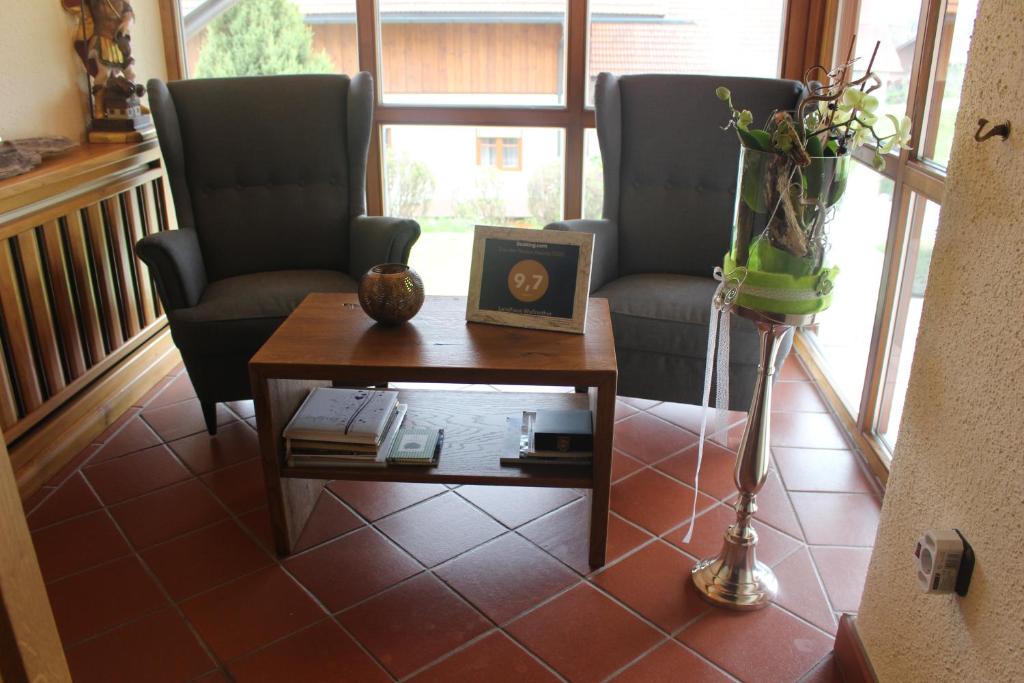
[0,140,180,497]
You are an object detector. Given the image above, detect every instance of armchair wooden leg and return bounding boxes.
[201,400,218,435]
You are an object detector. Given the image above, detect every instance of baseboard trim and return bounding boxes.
[12,328,180,497]
[835,614,878,683]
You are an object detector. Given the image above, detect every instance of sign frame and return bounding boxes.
[466,225,594,334]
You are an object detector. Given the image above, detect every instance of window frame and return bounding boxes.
[475,136,523,172]
[161,0,802,220]
[793,0,961,484]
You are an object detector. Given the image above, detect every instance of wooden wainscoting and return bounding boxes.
[0,141,180,497]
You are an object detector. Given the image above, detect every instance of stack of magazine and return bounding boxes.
[500,409,593,466]
[284,387,407,468]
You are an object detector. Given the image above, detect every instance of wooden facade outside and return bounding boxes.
[189,22,562,95]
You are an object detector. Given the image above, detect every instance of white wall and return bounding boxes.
[855,1,1024,680]
[0,0,167,141]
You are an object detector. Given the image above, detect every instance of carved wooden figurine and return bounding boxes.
[62,0,153,142]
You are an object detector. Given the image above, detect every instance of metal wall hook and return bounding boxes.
[974,118,1011,142]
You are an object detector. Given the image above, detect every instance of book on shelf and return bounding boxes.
[499,413,593,467]
[386,428,444,466]
[287,403,407,468]
[283,387,399,444]
[533,409,594,453]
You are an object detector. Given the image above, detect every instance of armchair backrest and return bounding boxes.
[148,73,374,281]
[594,73,805,278]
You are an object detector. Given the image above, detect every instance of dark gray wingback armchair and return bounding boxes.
[547,73,804,409]
[138,73,419,433]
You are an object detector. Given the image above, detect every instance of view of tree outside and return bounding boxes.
[193,0,333,78]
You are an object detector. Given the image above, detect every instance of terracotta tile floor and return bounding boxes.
[26,355,881,682]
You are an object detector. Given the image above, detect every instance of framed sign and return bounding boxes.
[466,226,594,334]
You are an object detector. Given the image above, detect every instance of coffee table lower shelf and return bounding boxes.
[254,386,613,566]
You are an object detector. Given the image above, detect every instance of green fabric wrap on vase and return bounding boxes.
[722,252,838,315]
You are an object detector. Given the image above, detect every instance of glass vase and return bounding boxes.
[730,146,851,279]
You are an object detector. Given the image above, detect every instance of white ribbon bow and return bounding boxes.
[681,266,746,543]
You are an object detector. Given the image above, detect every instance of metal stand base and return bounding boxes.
[691,306,812,610]
[691,526,778,610]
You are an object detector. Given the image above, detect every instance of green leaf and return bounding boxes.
[806,134,824,158]
[739,150,772,213]
[716,86,732,101]
[738,127,773,151]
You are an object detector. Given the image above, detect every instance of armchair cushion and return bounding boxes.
[168,270,357,355]
[163,75,358,281]
[595,273,761,361]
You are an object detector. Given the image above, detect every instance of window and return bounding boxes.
[586,0,786,105]
[476,135,522,171]
[798,0,980,472]
[582,128,603,219]
[377,0,568,106]
[383,125,564,295]
[805,166,894,416]
[179,0,357,78]
[920,0,979,168]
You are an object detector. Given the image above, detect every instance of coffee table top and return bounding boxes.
[250,294,617,385]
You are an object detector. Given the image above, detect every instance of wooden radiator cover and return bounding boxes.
[0,141,180,496]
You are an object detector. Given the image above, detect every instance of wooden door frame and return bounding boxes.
[0,432,71,682]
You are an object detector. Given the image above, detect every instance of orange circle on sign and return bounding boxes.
[507,259,550,303]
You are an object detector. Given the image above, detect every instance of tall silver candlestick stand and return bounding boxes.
[691,305,814,610]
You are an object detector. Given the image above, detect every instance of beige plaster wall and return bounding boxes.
[0,0,167,142]
[856,0,1024,680]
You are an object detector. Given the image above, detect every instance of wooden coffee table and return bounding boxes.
[249,294,618,567]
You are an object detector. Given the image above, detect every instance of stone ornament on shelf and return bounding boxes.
[0,137,78,180]
[62,0,154,143]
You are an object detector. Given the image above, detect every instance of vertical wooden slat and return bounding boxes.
[64,211,106,364]
[102,195,142,337]
[0,245,44,412]
[139,183,165,317]
[15,230,66,395]
[84,203,126,350]
[0,338,19,428]
[41,221,88,379]
[124,191,156,325]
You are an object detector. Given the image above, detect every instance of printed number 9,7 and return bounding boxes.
[507,259,550,304]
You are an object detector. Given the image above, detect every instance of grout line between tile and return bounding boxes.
[44,370,868,681]
[76,472,227,674]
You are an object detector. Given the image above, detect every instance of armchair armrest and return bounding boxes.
[135,229,208,311]
[545,219,618,293]
[349,214,421,279]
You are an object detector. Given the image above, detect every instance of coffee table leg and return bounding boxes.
[252,375,324,555]
[589,379,616,567]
